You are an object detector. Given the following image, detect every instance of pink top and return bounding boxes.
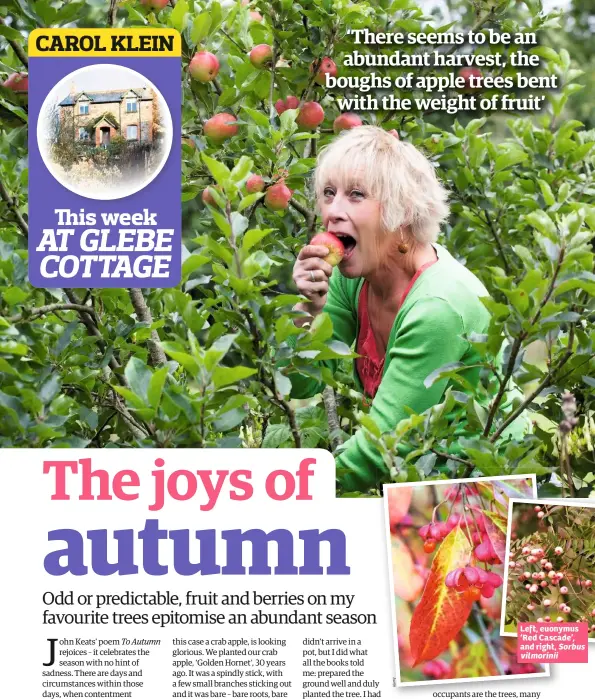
[356,260,438,399]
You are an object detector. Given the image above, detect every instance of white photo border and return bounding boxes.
[382,474,550,687]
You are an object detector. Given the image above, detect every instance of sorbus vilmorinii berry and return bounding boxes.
[560,586,568,594]
[554,546,563,555]
[537,511,545,519]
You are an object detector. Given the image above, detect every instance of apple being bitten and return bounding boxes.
[310,232,345,267]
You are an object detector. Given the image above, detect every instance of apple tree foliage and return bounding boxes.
[0,0,593,497]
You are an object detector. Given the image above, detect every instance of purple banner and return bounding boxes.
[28,32,181,288]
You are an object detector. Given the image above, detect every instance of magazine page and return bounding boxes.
[0,0,594,696]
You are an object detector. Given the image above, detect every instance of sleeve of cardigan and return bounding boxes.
[337,296,469,492]
[287,269,358,399]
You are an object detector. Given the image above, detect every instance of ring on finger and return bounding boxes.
[309,270,316,283]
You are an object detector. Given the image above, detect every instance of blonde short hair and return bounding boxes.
[314,126,450,244]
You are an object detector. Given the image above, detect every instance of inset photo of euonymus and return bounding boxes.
[384,476,549,685]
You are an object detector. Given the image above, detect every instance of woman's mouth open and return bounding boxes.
[334,233,357,261]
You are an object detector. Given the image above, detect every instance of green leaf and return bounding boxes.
[494,149,527,172]
[113,385,147,410]
[169,0,188,32]
[191,13,212,44]
[242,227,273,252]
[230,156,253,183]
[125,357,152,402]
[148,366,169,410]
[211,365,256,389]
[262,423,292,448]
[40,375,61,404]
[526,210,557,238]
[201,153,231,184]
[309,313,333,343]
[243,106,270,129]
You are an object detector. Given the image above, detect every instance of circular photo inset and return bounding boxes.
[37,64,173,200]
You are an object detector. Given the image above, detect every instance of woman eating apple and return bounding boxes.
[289,126,503,491]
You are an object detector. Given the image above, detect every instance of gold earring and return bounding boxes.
[398,230,409,254]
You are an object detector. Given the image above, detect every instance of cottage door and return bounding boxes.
[101,127,110,146]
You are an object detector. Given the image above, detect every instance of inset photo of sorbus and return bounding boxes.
[501,500,595,639]
[384,476,550,686]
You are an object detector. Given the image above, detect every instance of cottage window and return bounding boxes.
[126,98,138,113]
[126,125,138,140]
[79,103,89,115]
[78,128,89,141]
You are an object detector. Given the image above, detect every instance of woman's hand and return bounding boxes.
[292,244,334,322]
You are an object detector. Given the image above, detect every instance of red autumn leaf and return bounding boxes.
[392,535,425,602]
[482,509,507,563]
[409,525,473,666]
[387,486,412,527]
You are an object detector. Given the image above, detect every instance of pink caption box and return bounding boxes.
[517,622,588,663]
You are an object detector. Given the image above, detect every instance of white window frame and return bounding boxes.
[78,128,89,141]
[79,103,89,115]
[126,125,138,140]
[126,98,138,113]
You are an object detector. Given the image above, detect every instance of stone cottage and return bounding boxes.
[58,87,156,147]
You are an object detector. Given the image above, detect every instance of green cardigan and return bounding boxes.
[288,244,493,490]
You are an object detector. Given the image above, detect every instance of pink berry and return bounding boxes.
[586,580,592,588]
[537,511,545,519]
[530,584,539,593]
[543,599,551,607]
[544,616,551,622]
[545,562,553,571]
[548,570,556,579]
[537,617,544,622]
[591,610,595,617]
[554,546,563,555]
[531,548,543,557]
[560,586,568,594]
[532,572,540,580]
[509,561,516,569]
[592,625,595,632]
[534,505,542,512]
[522,546,531,555]
[527,555,537,564]
[527,604,535,611]
[525,584,531,590]
[540,581,548,588]
[557,617,564,622]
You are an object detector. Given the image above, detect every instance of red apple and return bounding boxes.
[202,187,218,206]
[2,72,28,93]
[246,174,265,193]
[275,95,300,115]
[312,57,337,86]
[182,137,196,150]
[333,112,362,133]
[458,67,483,93]
[204,113,238,143]
[310,232,344,267]
[249,44,273,69]
[140,0,169,9]
[296,101,324,130]
[189,51,220,83]
[264,181,292,210]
